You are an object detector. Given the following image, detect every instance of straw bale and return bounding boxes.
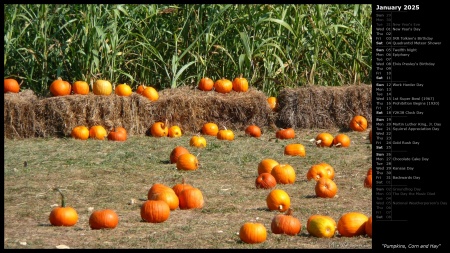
[3,89,40,139]
[275,84,372,130]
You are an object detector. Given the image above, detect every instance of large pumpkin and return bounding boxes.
[189,135,207,148]
[140,200,170,223]
[213,78,233,93]
[337,212,369,237]
[93,79,112,95]
[307,163,335,181]
[315,178,338,198]
[168,125,182,138]
[141,86,159,101]
[4,78,20,93]
[271,164,296,184]
[50,78,71,96]
[178,187,204,210]
[176,153,199,171]
[255,173,277,189]
[232,74,249,92]
[217,128,234,141]
[266,189,290,212]
[245,125,261,138]
[49,188,78,226]
[276,128,295,139]
[115,83,132,96]
[315,132,334,147]
[72,81,90,95]
[150,121,168,137]
[333,133,351,148]
[349,115,368,132]
[71,125,90,140]
[284,143,306,157]
[170,146,190,164]
[258,158,279,175]
[89,209,119,229]
[239,222,267,244]
[270,208,301,236]
[307,215,337,238]
[107,127,127,141]
[201,122,219,136]
[89,125,108,140]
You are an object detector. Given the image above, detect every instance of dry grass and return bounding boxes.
[4,127,372,249]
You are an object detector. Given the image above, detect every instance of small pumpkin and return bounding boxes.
[168,125,182,138]
[213,78,233,93]
[267,96,277,111]
[89,125,108,140]
[315,132,334,147]
[255,173,277,189]
[349,115,368,132]
[337,212,369,237]
[284,143,306,157]
[136,84,146,94]
[270,208,301,236]
[140,200,170,223]
[93,79,112,95]
[276,128,295,139]
[4,78,20,93]
[71,125,90,140]
[198,77,214,91]
[115,83,132,96]
[169,146,190,164]
[178,187,204,210]
[258,159,279,175]
[176,153,199,171]
[189,135,207,148]
[172,178,194,197]
[141,86,159,101]
[71,81,90,95]
[245,125,261,138]
[315,177,338,198]
[201,122,219,136]
[49,188,78,226]
[271,164,296,184]
[89,209,119,230]
[365,216,372,238]
[306,162,335,181]
[266,189,290,212]
[50,78,71,96]
[333,133,351,148]
[307,215,337,238]
[232,74,249,92]
[239,222,267,244]
[217,128,234,141]
[108,127,127,141]
[150,121,168,137]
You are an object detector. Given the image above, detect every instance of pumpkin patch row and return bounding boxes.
[71,125,127,141]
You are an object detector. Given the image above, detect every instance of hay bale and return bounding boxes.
[3,89,40,139]
[275,84,372,129]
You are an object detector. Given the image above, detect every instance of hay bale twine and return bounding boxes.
[275,84,372,130]
[4,89,40,139]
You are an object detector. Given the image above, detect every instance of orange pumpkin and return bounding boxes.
[201,122,219,136]
[115,83,132,96]
[141,86,159,101]
[217,128,234,141]
[178,187,204,210]
[315,132,334,147]
[364,175,372,188]
[239,222,267,244]
[315,178,338,198]
[89,125,108,140]
[49,188,78,226]
[148,190,179,211]
[270,208,301,236]
[89,209,119,229]
[307,215,337,238]
[4,78,20,93]
[71,125,90,140]
[169,146,190,164]
[140,200,170,223]
[284,143,306,157]
[232,74,249,92]
[198,77,214,91]
[107,127,127,141]
[172,178,194,197]
[337,212,369,237]
[333,133,351,148]
[50,78,71,96]
[189,135,207,148]
[147,183,176,197]
[150,121,168,137]
[71,81,90,95]
[306,162,335,181]
[213,78,233,93]
[349,115,368,132]
[365,216,372,238]
[276,128,295,139]
[168,125,182,138]
[258,159,279,175]
[245,125,261,138]
[136,84,146,94]
[255,173,277,189]
[267,96,277,111]
[271,164,296,184]
[93,79,112,95]
[266,189,290,212]
[176,153,199,171]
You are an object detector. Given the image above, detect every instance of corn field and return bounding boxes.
[4,4,372,97]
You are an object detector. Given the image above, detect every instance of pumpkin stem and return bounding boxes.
[335,143,342,147]
[239,73,243,78]
[165,119,169,128]
[285,208,293,216]
[53,187,66,207]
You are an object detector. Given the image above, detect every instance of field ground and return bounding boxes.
[4,127,372,249]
